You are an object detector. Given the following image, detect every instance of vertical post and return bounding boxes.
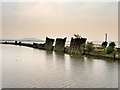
[15,41,17,45]
[105,33,107,42]
[113,52,116,60]
[19,41,21,46]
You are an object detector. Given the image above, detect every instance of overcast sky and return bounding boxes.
[2,2,118,41]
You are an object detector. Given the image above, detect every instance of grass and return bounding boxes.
[84,47,120,60]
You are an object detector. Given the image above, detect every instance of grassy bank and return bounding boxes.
[84,51,120,60]
[65,46,120,60]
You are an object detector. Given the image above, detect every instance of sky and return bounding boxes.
[2,1,118,41]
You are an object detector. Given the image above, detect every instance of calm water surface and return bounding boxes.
[2,45,118,88]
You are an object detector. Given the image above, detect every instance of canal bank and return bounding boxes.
[0,37,120,60]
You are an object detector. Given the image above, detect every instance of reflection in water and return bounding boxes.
[45,51,54,67]
[54,52,65,67]
[2,45,118,88]
[54,52,65,60]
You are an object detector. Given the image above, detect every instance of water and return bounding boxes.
[2,44,118,88]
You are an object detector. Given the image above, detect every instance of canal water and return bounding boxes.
[2,44,118,88]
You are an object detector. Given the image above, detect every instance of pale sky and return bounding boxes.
[2,2,118,41]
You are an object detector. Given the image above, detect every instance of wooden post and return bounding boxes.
[19,41,21,46]
[15,41,17,45]
[113,52,116,60]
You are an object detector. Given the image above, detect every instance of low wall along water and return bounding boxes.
[1,37,120,60]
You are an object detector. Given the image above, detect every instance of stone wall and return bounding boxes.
[54,37,67,52]
[33,43,39,48]
[68,37,87,54]
[44,37,54,50]
[38,44,45,49]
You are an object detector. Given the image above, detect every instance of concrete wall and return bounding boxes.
[54,37,67,52]
[44,37,54,50]
[68,37,87,54]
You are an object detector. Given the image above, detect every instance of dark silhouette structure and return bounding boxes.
[68,37,87,54]
[44,37,54,50]
[15,41,17,45]
[33,37,54,50]
[117,48,120,52]
[33,43,44,49]
[33,43,38,48]
[38,44,45,49]
[101,33,108,49]
[105,33,107,42]
[19,41,21,46]
[54,37,67,52]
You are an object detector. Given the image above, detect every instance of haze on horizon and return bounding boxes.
[2,2,118,41]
